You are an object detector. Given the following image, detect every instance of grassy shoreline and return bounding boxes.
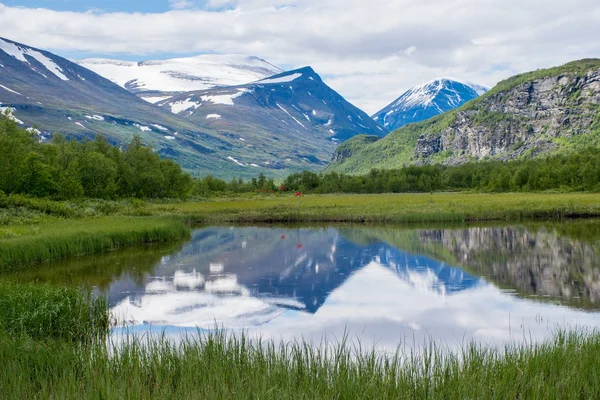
[145,192,600,224]
[0,192,598,270]
[1,193,600,397]
[0,216,190,272]
[1,329,599,398]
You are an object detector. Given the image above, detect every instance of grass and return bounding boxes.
[0,281,107,342]
[143,192,600,224]
[0,216,190,272]
[1,193,600,397]
[0,329,599,398]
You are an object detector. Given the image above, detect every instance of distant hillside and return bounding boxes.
[329,59,600,174]
[372,78,487,131]
[0,36,232,175]
[0,37,384,179]
[158,67,388,172]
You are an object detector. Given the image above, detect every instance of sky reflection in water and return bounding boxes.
[107,225,600,351]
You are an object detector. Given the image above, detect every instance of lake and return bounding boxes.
[14,221,600,352]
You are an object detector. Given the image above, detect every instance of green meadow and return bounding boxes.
[146,192,600,224]
[0,216,190,272]
[1,192,600,398]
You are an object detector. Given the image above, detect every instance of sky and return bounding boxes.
[1,1,599,114]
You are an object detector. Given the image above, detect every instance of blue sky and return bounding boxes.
[3,0,171,13]
[1,1,599,113]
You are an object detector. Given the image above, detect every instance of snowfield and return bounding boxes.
[76,55,282,93]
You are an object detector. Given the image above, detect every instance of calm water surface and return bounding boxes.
[16,221,600,351]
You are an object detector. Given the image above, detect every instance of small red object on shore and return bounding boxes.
[294,191,303,197]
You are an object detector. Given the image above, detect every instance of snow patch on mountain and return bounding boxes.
[227,156,246,167]
[0,104,23,124]
[85,115,104,121]
[0,38,68,81]
[276,102,307,129]
[170,98,202,114]
[200,89,248,106]
[258,72,303,84]
[134,123,151,132]
[152,124,169,131]
[142,96,172,104]
[206,114,222,119]
[0,84,22,95]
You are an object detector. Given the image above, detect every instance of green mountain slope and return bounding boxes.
[328,59,600,175]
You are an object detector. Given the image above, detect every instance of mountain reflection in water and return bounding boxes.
[103,224,600,350]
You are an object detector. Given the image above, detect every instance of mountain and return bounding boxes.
[328,59,600,175]
[75,55,282,103]
[0,37,383,179]
[0,36,239,174]
[372,78,488,131]
[157,67,388,171]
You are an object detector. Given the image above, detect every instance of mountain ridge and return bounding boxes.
[157,66,388,171]
[329,59,600,175]
[0,36,386,179]
[372,78,487,131]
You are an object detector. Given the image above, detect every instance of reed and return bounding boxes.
[0,330,599,398]
[0,281,107,341]
[0,217,190,271]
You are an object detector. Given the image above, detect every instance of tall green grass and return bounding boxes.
[1,330,599,398]
[0,217,190,271]
[0,281,107,341]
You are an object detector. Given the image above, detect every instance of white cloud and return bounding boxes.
[0,1,599,113]
[403,46,417,56]
[169,0,195,9]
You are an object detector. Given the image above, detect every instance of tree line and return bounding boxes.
[2,114,599,200]
[0,116,191,199]
[280,149,600,194]
[202,149,600,195]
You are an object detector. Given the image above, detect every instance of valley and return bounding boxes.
[1,7,600,396]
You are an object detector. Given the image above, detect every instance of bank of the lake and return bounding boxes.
[2,327,600,399]
[146,192,600,223]
[1,192,599,270]
[0,216,190,271]
[1,201,600,397]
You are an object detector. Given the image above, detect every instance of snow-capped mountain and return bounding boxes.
[372,78,488,131]
[76,55,282,103]
[0,37,384,179]
[157,67,388,170]
[0,36,237,174]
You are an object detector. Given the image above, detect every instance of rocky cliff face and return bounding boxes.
[415,65,600,163]
[420,226,600,306]
[328,59,600,174]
